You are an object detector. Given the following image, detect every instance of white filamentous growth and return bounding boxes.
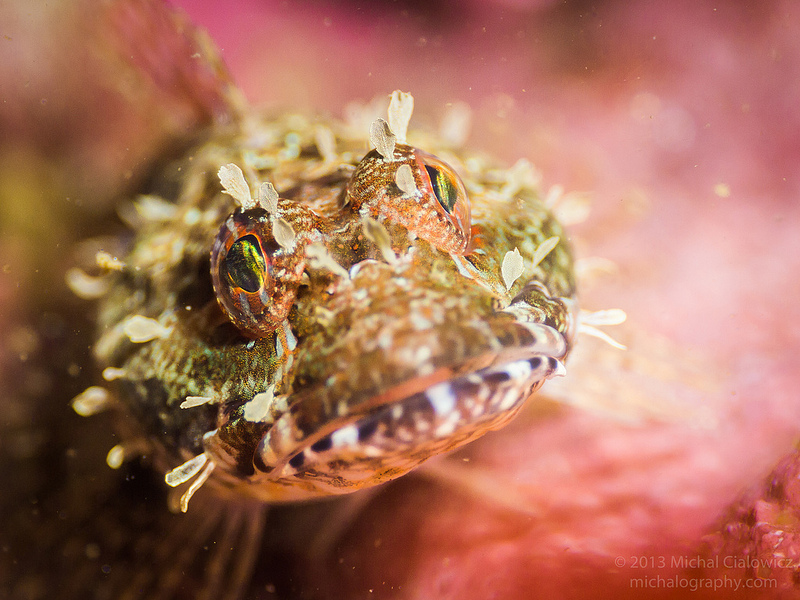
[95,251,125,272]
[578,308,628,350]
[501,158,542,199]
[362,216,398,265]
[165,453,209,487]
[65,268,109,299]
[440,101,472,147]
[574,256,618,281]
[501,248,525,291]
[218,163,255,209]
[180,395,215,409]
[305,243,350,279]
[283,320,298,351]
[395,164,417,195]
[178,462,216,513]
[102,367,127,381]
[580,308,627,327]
[133,194,178,222]
[123,315,171,343]
[272,217,297,250]
[369,118,396,160]
[579,324,627,350]
[106,445,126,470]
[258,182,279,214]
[546,186,592,226]
[71,386,111,417]
[388,90,414,143]
[532,236,560,269]
[314,125,338,162]
[105,440,149,470]
[243,387,275,422]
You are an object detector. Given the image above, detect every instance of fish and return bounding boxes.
[6,1,793,598]
[63,88,580,596]
[12,2,586,598]
[83,93,577,509]
[52,24,582,598]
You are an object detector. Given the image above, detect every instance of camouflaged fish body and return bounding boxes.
[90,103,577,507]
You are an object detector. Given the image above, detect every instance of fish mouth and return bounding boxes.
[254,318,569,497]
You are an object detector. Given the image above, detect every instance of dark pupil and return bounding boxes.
[225,235,267,293]
[425,165,459,214]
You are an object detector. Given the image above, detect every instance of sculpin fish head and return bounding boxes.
[206,141,577,501]
[89,105,577,506]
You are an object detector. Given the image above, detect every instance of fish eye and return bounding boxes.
[414,149,471,253]
[424,164,459,214]
[346,144,472,255]
[224,234,267,293]
[210,208,301,338]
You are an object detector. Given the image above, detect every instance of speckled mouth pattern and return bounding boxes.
[279,356,563,481]
[254,323,567,496]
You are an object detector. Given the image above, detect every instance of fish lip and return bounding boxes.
[255,323,568,490]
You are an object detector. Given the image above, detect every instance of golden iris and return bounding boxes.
[425,165,459,214]
[225,234,267,293]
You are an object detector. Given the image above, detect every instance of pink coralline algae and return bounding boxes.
[700,448,800,594]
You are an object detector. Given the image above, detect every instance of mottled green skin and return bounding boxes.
[94,111,577,502]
